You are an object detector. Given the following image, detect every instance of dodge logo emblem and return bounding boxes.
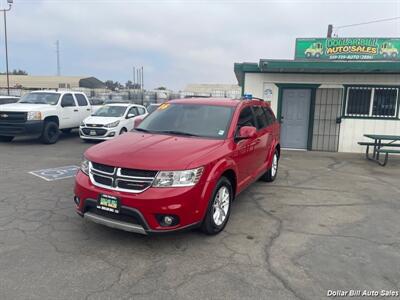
[0,114,8,118]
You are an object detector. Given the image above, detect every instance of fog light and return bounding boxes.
[74,196,80,206]
[156,214,179,227]
[108,132,115,137]
[164,216,173,226]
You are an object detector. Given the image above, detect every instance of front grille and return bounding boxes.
[0,111,27,123]
[85,124,104,127]
[92,162,114,174]
[89,162,157,193]
[82,128,107,136]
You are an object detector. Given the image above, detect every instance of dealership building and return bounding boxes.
[235,38,400,153]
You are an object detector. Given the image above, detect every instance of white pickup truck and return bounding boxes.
[0,90,100,144]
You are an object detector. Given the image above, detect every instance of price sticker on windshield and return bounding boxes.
[158,103,170,110]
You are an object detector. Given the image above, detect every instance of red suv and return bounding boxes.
[74,98,280,235]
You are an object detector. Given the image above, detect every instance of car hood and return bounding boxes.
[85,131,225,170]
[0,103,54,112]
[83,116,121,125]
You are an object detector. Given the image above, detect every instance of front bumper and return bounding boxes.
[0,120,44,137]
[74,171,214,234]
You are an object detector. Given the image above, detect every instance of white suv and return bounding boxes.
[79,103,148,141]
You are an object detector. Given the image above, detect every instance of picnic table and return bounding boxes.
[358,134,400,166]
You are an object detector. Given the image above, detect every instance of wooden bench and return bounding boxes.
[376,148,400,166]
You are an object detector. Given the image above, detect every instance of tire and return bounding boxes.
[201,177,233,235]
[306,52,311,58]
[315,53,321,58]
[119,128,127,135]
[0,135,14,142]
[40,121,60,144]
[260,149,279,182]
[392,52,397,58]
[61,128,72,134]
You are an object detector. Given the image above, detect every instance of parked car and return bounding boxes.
[0,90,95,144]
[146,103,161,114]
[0,96,20,105]
[74,98,280,235]
[79,103,148,141]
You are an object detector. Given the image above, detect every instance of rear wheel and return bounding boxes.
[0,136,14,142]
[40,121,60,144]
[201,177,233,235]
[260,150,279,182]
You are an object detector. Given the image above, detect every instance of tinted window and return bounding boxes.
[138,104,233,139]
[253,106,268,129]
[137,107,146,115]
[61,94,76,107]
[75,94,88,106]
[263,107,276,125]
[346,88,371,116]
[237,107,256,129]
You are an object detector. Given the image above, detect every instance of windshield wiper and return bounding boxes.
[160,130,201,137]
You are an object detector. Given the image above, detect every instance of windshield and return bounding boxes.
[19,93,60,105]
[92,106,127,117]
[137,103,234,139]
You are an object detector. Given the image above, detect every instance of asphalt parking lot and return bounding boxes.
[1,133,400,300]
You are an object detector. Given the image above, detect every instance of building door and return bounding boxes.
[281,89,311,149]
[311,88,343,152]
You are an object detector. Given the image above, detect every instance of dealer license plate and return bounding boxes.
[97,194,120,213]
[90,130,97,136]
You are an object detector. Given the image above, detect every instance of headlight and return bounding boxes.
[153,167,203,187]
[80,121,85,127]
[27,111,42,121]
[105,121,120,128]
[80,158,89,175]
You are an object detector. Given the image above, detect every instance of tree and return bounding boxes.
[0,69,28,75]
[104,80,123,91]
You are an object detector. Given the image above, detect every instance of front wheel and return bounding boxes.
[0,135,14,142]
[260,150,279,182]
[40,121,60,144]
[201,177,233,235]
[119,128,127,135]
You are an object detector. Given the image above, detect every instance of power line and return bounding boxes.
[334,16,400,30]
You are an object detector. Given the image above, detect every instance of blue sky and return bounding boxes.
[2,0,400,90]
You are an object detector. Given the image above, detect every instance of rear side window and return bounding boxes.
[237,107,256,128]
[61,94,76,107]
[75,94,88,106]
[263,107,276,125]
[253,106,268,129]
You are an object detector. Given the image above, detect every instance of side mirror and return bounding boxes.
[237,126,257,140]
[134,118,143,128]
[126,113,136,119]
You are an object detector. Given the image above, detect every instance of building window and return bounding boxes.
[345,87,399,118]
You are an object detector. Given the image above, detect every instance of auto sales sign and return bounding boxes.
[295,38,400,61]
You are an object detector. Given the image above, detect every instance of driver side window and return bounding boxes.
[236,107,256,136]
[127,107,138,117]
[61,94,76,107]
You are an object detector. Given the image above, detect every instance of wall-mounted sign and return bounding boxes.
[295,38,400,61]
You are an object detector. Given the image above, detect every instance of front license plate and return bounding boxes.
[90,130,97,136]
[97,194,120,213]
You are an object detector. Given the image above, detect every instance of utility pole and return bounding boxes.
[56,40,61,76]
[141,66,144,90]
[327,24,333,38]
[133,66,135,87]
[1,0,13,95]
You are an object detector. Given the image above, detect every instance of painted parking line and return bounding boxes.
[29,165,80,181]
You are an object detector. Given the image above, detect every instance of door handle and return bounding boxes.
[74,109,79,112]
[86,108,91,111]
